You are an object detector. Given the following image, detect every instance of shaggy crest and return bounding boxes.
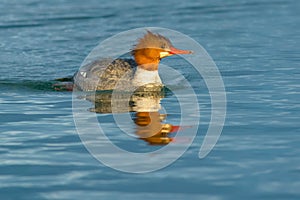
[132,31,173,53]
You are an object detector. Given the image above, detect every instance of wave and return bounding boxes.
[0,79,73,92]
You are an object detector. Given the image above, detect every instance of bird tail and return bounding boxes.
[53,75,74,91]
[54,76,74,82]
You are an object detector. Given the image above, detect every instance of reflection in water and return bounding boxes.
[85,85,179,145]
[134,112,179,145]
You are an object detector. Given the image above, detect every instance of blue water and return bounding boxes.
[1,0,299,199]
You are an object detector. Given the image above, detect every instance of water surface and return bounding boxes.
[0,0,299,199]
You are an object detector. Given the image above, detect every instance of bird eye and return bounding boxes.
[160,43,166,49]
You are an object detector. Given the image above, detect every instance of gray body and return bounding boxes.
[74,58,137,91]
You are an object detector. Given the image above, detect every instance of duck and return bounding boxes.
[72,30,192,91]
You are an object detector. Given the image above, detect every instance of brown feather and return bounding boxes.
[132,31,173,69]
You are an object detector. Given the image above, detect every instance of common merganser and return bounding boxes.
[73,31,192,91]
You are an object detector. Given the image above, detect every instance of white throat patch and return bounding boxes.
[132,67,162,86]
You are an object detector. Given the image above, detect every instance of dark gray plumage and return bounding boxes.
[74,58,137,91]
